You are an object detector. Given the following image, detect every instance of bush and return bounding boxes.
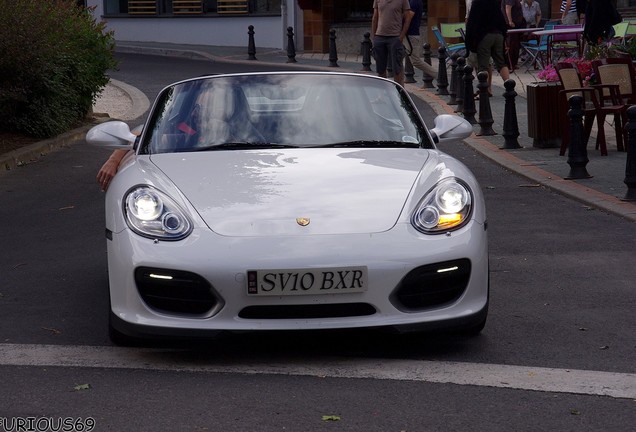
[0,0,117,138]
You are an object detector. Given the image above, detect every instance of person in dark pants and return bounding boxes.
[583,0,621,46]
[501,0,524,70]
[404,0,438,81]
[466,0,511,88]
[371,0,413,86]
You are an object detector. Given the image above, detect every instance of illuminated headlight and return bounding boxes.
[412,178,472,233]
[124,186,192,240]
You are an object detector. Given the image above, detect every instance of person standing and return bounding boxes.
[521,0,542,28]
[576,0,587,23]
[502,0,524,69]
[583,0,622,45]
[404,0,438,83]
[465,0,511,87]
[466,0,493,96]
[560,0,578,25]
[372,0,413,86]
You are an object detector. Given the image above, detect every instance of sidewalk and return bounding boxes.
[7,41,636,222]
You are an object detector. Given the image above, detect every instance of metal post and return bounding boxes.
[286,27,297,63]
[455,56,466,113]
[448,53,459,105]
[565,95,593,180]
[623,106,636,201]
[361,32,372,72]
[422,43,435,88]
[461,65,477,124]
[476,71,496,136]
[247,25,257,61]
[329,29,339,67]
[436,47,449,95]
[502,79,521,148]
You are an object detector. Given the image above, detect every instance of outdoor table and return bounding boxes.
[532,26,584,64]
[507,27,544,34]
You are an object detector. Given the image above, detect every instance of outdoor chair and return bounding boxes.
[440,22,466,43]
[625,21,636,39]
[432,26,466,61]
[556,63,607,156]
[578,58,635,154]
[611,22,629,44]
[592,57,636,104]
[521,21,556,70]
[549,24,583,64]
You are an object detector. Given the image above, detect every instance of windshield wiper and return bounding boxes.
[193,142,299,151]
[310,140,420,148]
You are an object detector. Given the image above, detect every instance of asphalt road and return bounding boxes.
[0,53,634,431]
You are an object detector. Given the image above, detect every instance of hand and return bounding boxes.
[96,159,119,192]
[96,149,129,192]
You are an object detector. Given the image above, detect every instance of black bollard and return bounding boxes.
[476,71,496,136]
[455,57,466,113]
[623,106,636,201]
[247,25,257,61]
[422,43,435,88]
[448,53,459,105]
[361,32,372,71]
[436,47,449,95]
[462,65,477,124]
[565,95,593,180]
[502,79,521,148]
[405,55,416,83]
[329,29,339,67]
[286,27,297,63]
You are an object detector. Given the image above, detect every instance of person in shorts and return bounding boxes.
[465,0,510,87]
[372,0,413,86]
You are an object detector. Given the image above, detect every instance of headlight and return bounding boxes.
[411,178,472,233]
[124,186,192,240]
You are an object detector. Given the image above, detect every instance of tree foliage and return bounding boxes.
[0,0,117,138]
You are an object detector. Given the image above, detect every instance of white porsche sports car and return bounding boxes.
[87,71,488,344]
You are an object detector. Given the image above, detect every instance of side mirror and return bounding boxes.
[86,121,136,148]
[429,115,473,143]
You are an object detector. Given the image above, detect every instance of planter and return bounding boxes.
[527,81,564,148]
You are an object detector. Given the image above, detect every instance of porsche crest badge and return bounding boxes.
[296,217,310,226]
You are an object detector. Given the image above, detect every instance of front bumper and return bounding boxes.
[107,221,488,337]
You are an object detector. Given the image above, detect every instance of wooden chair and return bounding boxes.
[556,63,600,155]
[556,62,625,156]
[592,59,634,153]
[592,57,636,104]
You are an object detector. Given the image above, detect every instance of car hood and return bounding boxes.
[150,148,430,236]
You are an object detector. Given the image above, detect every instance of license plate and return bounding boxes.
[247,267,368,296]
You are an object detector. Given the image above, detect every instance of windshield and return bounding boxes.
[139,73,433,154]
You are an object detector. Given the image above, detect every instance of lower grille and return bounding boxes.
[135,267,219,316]
[391,259,471,311]
[239,303,376,319]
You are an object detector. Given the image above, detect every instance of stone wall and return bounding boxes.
[330,23,429,55]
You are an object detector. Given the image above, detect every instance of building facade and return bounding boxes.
[89,0,301,49]
[88,1,636,53]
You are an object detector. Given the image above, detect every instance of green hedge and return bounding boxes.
[0,0,117,138]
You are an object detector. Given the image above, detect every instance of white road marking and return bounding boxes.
[1,343,634,399]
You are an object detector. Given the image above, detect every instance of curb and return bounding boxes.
[1,120,107,174]
[108,78,151,122]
